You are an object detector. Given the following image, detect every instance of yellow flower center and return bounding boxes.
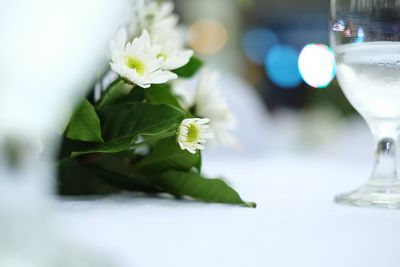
[157,52,168,60]
[186,123,200,143]
[125,57,146,75]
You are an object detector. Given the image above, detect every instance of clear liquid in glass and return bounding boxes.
[336,42,400,120]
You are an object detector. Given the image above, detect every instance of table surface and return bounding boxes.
[56,145,400,267]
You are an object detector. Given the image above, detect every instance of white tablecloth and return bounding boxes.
[55,148,400,267]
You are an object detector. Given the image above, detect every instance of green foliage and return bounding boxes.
[58,75,255,207]
[59,152,254,207]
[145,84,182,108]
[69,138,142,158]
[100,102,184,141]
[173,57,203,78]
[63,102,184,160]
[152,171,256,207]
[97,78,130,109]
[58,157,120,195]
[133,137,201,175]
[66,99,104,142]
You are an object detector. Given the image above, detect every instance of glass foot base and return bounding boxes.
[335,181,400,209]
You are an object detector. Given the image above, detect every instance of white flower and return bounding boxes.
[150,12,183,46]
[129,0,178,41]
[157,39,193,70]
[129,0,193,70]
[173,69,238,147]
[177,118,213,154]
[109,29,177,88]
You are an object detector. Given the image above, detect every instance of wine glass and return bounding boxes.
[331,0,400,208]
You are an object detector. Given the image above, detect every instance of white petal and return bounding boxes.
[147,70,178,84]
[157,1,174,19]
[194,144,205,150]
[187,147,196,154]
[197,118,210,125]
[178,140,186,150]
[141,29,152,50]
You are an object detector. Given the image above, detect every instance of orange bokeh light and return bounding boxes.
[187,19,228,55]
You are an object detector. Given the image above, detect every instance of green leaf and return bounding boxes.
[70,137,136,158]
[133,137,201,175]
[97,78,133,109]
[152,170,256,207]
[93,167,162,193]
[120,86,145,103]
[62,103,185,161]
[173,57,203,78]
[58,153,160,195]
[66,99,104,142]
[145,84,182,108]
[58,158,120,195]
[100,102,184,141]
[58,141,254,207]
[62,156,255,207]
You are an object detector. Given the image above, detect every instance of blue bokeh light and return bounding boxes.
[355,27,365,43]
[265,45,302,89]
[243,28,279,65]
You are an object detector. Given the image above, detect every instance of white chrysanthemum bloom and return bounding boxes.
[109,29,177,88]
[129,0,177,40]
[177,118,213,154]
[156,39,193,70]
[173,69,238,147]
[129,0,193,70]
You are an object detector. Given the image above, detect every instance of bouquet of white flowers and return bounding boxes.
[58,0,255,207]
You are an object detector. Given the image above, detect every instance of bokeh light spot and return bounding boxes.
[298,44,336,89]
[265,45,302,89]
[355,27,365,43]
[242,28,279,65]
[188,19,228,55]
[332,20,346,32]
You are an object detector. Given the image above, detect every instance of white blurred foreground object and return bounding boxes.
[0,0,129,265]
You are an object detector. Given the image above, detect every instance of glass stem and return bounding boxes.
[369,120,400,184]
[370,138,397,181]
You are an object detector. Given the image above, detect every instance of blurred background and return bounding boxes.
[175,0,346,109]
[170,0,371,158]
